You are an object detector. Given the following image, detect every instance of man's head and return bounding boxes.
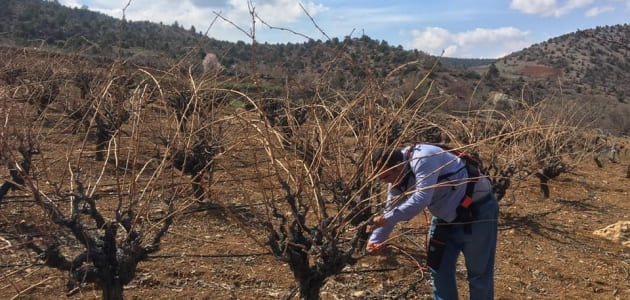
[372,148,406,184]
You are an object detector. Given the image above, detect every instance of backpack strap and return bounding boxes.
[416,144,482,233]
[406,143,481,204]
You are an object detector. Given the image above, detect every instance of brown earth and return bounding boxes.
[517,65,560,79]
[1,111,629,300]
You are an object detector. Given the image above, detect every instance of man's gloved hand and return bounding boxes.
[366,215,388,254]
[366,241,386,254]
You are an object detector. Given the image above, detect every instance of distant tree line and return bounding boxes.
[1,0,485,75]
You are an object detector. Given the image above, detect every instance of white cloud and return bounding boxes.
[408,27,451,54]
[226,0,327,24]
[510,0,556,15]
[554,0,595,16]
[76,0,132,11]
[510,0,595,17]
[585,6,615,16]
[443,45,458,57]
[407,27,531,58]
[57,0,80,8]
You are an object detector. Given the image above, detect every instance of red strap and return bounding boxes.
[460,195,473,208]
[429,238,446,245]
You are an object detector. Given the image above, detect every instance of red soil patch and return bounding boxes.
[518,65,560,79]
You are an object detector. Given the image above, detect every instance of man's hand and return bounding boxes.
[366,241,386,254]
[366,215,387,233]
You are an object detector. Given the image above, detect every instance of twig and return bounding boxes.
[255,14,313,40]
[299,3,330,40]
[0,235,11,250]
[0,262,44,269]
[283,286,299,300]
[10,276,60,300]
[0,263,39,279]
[390,245,425,271]
[339,267,399,274]
[118,0,133,61]
[392,275,427,300]
[213,11,252,38]
[147,252,271,260]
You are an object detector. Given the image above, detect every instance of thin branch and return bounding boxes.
[255,13,313,40]
[10,276,61,300]
[0,235,12,250]
[299,3,330,40]
[213,11,252,39]
[118,0,133,61]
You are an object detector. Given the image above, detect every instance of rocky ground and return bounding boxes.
[1,147,628,299]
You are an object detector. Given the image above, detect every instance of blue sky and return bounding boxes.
[57,0,630,58]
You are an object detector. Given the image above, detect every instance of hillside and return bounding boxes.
[2,0,630,135]
[499,24,630,99]
[494,24,630,134]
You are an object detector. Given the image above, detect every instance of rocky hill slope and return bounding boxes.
[2,0,629,134]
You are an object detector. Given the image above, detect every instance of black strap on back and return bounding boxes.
[406,144,482,234]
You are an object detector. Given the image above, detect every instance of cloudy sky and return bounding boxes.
[57,0,630,58]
